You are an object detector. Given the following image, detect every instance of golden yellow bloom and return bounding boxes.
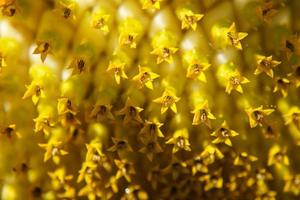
[255,190,276,200]
[57,98,77,115]
[48,167,73,190]
[284,106,300,130]
[273,77,290,97]
[153,88,180,114]
[0,53,7,72]
[284,174,300,195]
[151,47,178,64]
[77,161,100,184]
[211,121,239,146]
[33,115,55,136]
[141,0,163,10]
[68,57,90,75]
[22,82,46,105]
[91,12,110,34]
[115,159,136,182]
[122,185,148,200]
[38,140,68,164]
[186,61,211,82]
[245,106,274,128]
[117,97,144,124]
[89,104,114,122]
[226,22,248,50]
[254,55,281,78]
[177,8,203,31]
[132,66,159,90]
[191,100,216,128]
[33,41,52,62]
[139,139,163,161]
[200,144,224,162]
[139,119,164,142]
[106,61,128,84]
[233,152,258,171]
[268,144,289,167]
[166,128,191,153]
[256,2,278,23]
[199,170,223,191]
[85,140,104,162]
[119,18,143,49]
[0,124,21,139]
[54,0,77,22]
[225,70,250,94]
[107,138,133,158]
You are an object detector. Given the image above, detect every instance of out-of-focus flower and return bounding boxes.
[199,170,223,191]
[211,121,239,146]
[115,159,136,182]
[166,128,191,153]
[107,137,133,156]
[68,56,91,75]
[119,18,143,49]
[153,88,180,114]
[139,119,164,142]
[273,77,290,97]
[33,41,52,62]
[89,104,114,122]
[117,97,144,124]
[141,0,163,10]
[0,124,21,139]
[38,140,68,164]
[284,107,300,130]
[33,115,55,136]
[256,2,278,23]
[48,167,73,190]
[139,139,163,161]
[284,174,300,195]
[122,184,148,200]
[254,55,281,78]
[186,61,211,82]
[245,106,274,128]
[91,11,110,34]
[268,144,289,167]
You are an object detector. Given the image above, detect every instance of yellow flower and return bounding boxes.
[106,61,128,84]
[166,128,191,153]
[151,47,178,64]
[191,100,216,128]
[91,12,110,34]
[284,106,300,130]
[33,115,55,136]
[139,119,164,143]
[48,167,73,190]
[57,98,77,115]
[225,70,250,94]
[200,144,224,163]
[191,155,209,175]
[186,61,211,82]
[85,140,104,162]
[268,144,289,167]
[0,124,21,139]
[38,140,68,164]
[138,139,163,161]
[254,54,281,78]
[199,170,223,191]
[77,161,100,184]
[256,2,278,23]
[226,22,248,50]
[255,190,277,200]
[153,88,180,114]
[273,77,290,97]
[107,137,133,157]
[211,121,239,146]
[245,106,274,128]
[177,8,203,31]
[89,104,114,121]
[119,18,143,49]
[132,66,160,90]
[115,159,136,182]
[33,41,52,62]
[67,56,90,75]
[141,0,163,10]
[55,0,77,22]
[117,97,144,124]
[0,53,7,72]
[22,82,46,105]
[233,152,258,171]
[284,174,300,195]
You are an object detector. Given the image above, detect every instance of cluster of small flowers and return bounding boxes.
[0,0,300,199]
